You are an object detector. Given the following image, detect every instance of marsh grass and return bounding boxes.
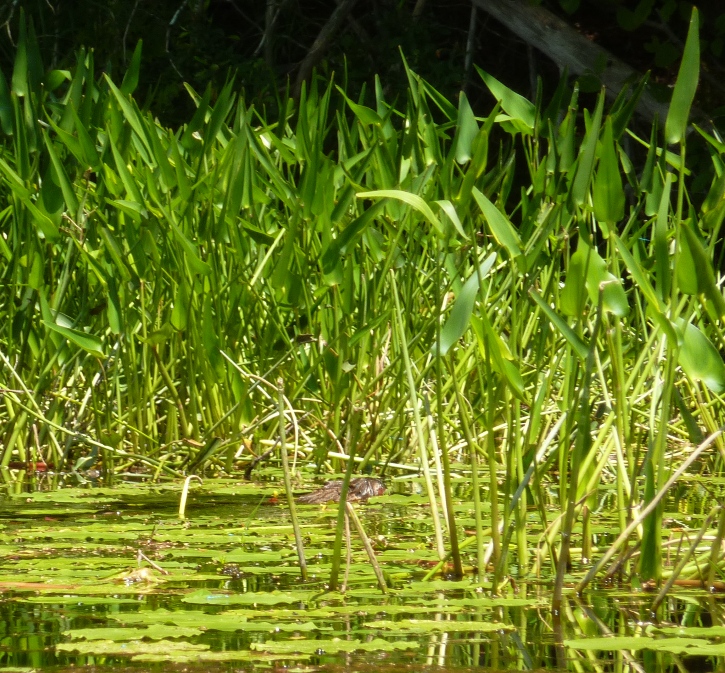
[2,8,725,596]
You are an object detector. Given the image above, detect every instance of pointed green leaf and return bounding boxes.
[171,281,190,331]
[470,313,525,399]
[677,319,725,393]
[453,91,479,163]
[654,173,672,300]
[571,90,605,206]
[573,240,629,316]
[42,130,79,214]
[561,244,588,317]
[337,87,383,125]
[679,220,725,317]
[109,137,144,206]
[44,321,104,356]
[104,75,152,157]
[477,68,535,132]
[472,187,522,259]
[665,8,699,145]
[529,289,588,361]
[435,253,497,356]
[592,118,625,226]
[357,190,443,234]
[434,199,467,239]
[120,40,143,95]
[11,10,29,96]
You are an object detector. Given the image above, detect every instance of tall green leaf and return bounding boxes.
[665,8,699,145]
[435,253,497,356]
[592,118,625,227]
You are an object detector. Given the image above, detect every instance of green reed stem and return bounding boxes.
[278,378,307,581]
[391,270,446,560]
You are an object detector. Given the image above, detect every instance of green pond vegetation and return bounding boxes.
[2,6,725,671]
[2,480,725,671]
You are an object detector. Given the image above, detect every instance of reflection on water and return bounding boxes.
[0,477,723,672]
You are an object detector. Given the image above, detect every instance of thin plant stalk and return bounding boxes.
[707,505,725,589]
[346,502,387,593]
[553,290,604,614]
[449,359,486,582]
[391,271,446,560]
[329,405,361,590]
[424,394,449,528]
[481,348,501,580]
[178,474,202,519]
[433,256,463,578]
[278,378,307,581]
[652,505,719,612]
[577,425,725,593]
[341,508,352,593]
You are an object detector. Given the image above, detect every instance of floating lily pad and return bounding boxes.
[181,589,316,605]
[365,619,512,633]
[108,608,325,632]
[56,638,209,656]
[656,625,725,637]
[564,636,725,653]
[20,596,139,605]
[135,650,311,663]
[64,625,202,641]
[250,637,420,654]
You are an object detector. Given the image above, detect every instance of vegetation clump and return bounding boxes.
[1,9,725,595]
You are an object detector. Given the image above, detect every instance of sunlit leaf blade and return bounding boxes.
[470,313,525,400]
[677,320,725,393]
[571,90,605,207]
[472,187,521,259]
[529,289,588,361]
[654,173,672,300]
[562,237,631,318]
[453,91,479,163]
[581,241,629,316]
[11,9,29,97]
[476,67,535,132]
[44,321,104,356]
[665,7,699,145]
[337,87,383,125]
[678,221,725,318]
[43,130,79,214]
[435,253,497,356]
[357,190,444,234]
[561,244,587,317]
[120,40,143,95]
[592,118,624,226]
[434,199,467,239]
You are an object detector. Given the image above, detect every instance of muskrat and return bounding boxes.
[297,477,386,504]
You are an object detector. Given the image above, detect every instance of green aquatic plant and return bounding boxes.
[1,6,724,606]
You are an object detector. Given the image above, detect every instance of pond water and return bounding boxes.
[0,473,723,672]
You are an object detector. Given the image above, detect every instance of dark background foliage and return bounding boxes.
[3,0,724,127]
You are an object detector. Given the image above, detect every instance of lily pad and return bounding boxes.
[181,589,316,605]
[56,638,210,656]
[108,608,326,632]
[365,619,512,633]
[64,625,202,641]
[251,637,420,654]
